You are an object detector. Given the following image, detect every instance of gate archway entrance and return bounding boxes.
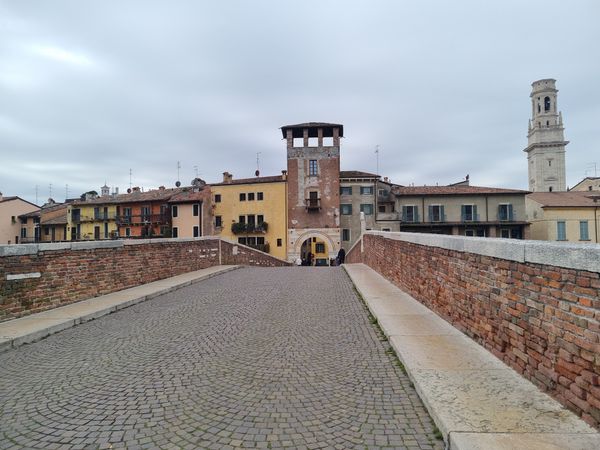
[291,230,338,266]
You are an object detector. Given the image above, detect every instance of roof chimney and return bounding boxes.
[132,186,141,193]
[159,186,165,190]
[223,172,233,183]
[281,170,287,181]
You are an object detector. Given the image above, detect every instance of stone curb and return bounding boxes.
[0,265,240,354]
[342,263,600,450]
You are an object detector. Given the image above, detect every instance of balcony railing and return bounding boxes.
[461,214,480,223]
[231,222,269,234]
[305,198,321,211]
[377,212,400,221]
[115,214,170,225]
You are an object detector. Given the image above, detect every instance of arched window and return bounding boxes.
[537,103,541,113]
[544,96,551,112]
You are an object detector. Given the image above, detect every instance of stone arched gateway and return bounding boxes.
[288,229,340,265]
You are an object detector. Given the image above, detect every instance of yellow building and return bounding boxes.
[526,192,600,243]
[67,198,118,240]
[211,172,288,260]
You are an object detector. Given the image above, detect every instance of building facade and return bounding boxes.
[211,173,288,260]
[169,181,213,239]
[0,194,39,244]
[283,122,342,265]
[339,171,379,251]
[526,191,600,243]
[524,79,568,192]
[394,185,530,238]
[570,177,600,192]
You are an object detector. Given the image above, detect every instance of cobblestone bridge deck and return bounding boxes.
[0,267,442,450]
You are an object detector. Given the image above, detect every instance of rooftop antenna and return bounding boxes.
[35,185,39,205]
[175,161,182,187]
[585,162,598,177]
[375,145,380,176]
[255,152,261,177]
[129,168,132,190]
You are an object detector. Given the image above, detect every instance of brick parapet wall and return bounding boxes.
[0,238,289,321]
[347,231,600,428]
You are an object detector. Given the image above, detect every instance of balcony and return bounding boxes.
[305,198,321,211]
[461,214,480,223]
[93,213,114,221]
[115,214,169,225]
[231,222,269,234]
[377,212,400,221]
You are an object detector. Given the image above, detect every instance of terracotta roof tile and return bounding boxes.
[211,175,284,186]
[340,170,379,179]
[527,191,600,207]
[392,185,530,196]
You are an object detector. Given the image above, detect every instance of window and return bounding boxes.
[239,215,246,224]
[342,229,350,241]
[322,136,333,146]
[465,229,474,237]
[557,221,566,241]
[247,215,256,225]
[247,236,256,246]
[125,227,131,237]
[429,205,444,222]
[402,205,419,222]
[257,215,264,224]
[256,236,265,245]
[340,186,352,195]
[548,160,552,167]
[21,227,26,238]
[238,237,247,245]
[124,207,132,219]
[544,96,551,112]
[315,243,325,253]
[44,227,50,236]
[277,238,282,247]
[193,204,199,216]
[239,193,246,201]
[341,204,352,215]
[501,229,510,238]
[378,205,386,213]
[498,204,513,221]
[360,186,373,195]
[248,192,255,201]
[214,194,221,203]
[360,204,373,215]
[293,137,303,147]
[580,221,590,241]
[193,226,200,237]
[215,216,222,228]
[141,206,150,221]
[172,227,178,238]
[309,159,318,176]
[378,189,385,197]
[549,186,553,192]
[104,223,108,239]
[257,192,263,201]
[308,137,318,147]
[461,204,477,222]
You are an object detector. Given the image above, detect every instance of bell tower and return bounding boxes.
[524,79,568,192]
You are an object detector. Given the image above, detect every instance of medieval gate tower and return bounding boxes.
[282,122,342,264]
[524,79,568,192]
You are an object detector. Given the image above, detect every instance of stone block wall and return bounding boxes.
[0,238,289,321]
[347,231,600,428]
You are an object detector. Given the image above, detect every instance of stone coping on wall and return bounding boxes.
[354,231,600,273]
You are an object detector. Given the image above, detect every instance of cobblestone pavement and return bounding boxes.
[0,267,443,450]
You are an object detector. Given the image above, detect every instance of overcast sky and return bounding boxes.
[1,1,599,205]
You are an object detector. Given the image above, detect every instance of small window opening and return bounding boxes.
[544,96,551,112]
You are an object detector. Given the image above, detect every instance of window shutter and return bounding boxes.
[428,205,433,222]
[508,204,514,221]
[461,205,466,222]
[440,205,445,222]
[402,206,407,221]
[473,205,478,221]
[414,206,419,222]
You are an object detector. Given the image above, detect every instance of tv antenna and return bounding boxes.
[129,168,132,190]
[375,145,380,176]
[35,185,39,205]
[256,152,261,176]
[585,162,598,177]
